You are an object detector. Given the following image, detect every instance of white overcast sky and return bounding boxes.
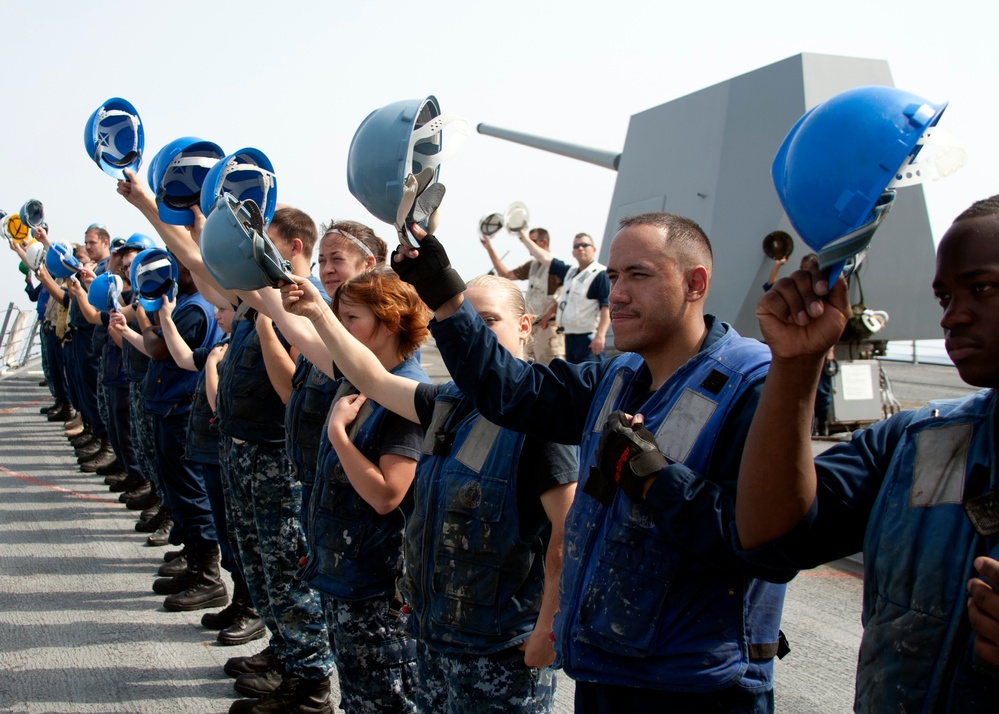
[2,0,995,314]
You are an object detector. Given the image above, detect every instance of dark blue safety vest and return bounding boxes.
[857,390,999,712]
[215,307,288,445]
[403,381,544,654]
[286,355,339,489]
[556,335,784,692]
[143,293,220,417]
[185,341,228,465]
[299,357,428,601]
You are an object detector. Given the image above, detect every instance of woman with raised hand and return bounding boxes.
[284,221,386,526]
[299,270,429,713]
[281,270,577,714]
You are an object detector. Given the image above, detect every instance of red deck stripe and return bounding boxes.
[0,464,120,505]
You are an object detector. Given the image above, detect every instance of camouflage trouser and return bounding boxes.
[415,641,555,714]
[128,382,159,491]
[526,322,565,366]
[322,594,417,713]
[97,380,110,436]
[220,436,333,680]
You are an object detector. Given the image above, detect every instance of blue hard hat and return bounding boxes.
[87,272,123,313]
[130,248,178,312]
[19,199,44,229]
[84,97,144,179]
[772,86,948,280]
[200,194,293,291]
[122,232,156,253]
[148,137,226,225]
[109,237,126,252]
[44,243,82,279]
[200,148,277,224]
[347,96,444,226]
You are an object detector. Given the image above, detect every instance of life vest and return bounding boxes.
[557,332,784,693]
[857,389,999,712]
[403,382,545,654]
[300,357,428,600]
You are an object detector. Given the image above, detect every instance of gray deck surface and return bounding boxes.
[0,357,977,713]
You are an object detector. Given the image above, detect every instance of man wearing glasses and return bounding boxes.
[524,232,610,363]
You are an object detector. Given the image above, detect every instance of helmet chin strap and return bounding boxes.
[395,167,446,249]
[817,191,895,283]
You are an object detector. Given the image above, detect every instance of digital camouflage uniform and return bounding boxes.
[221,437,332,679]
[415,641,554,714]
[216,309,333,681]
[323,597,417,713]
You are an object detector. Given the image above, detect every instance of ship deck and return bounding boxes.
[0,356,978,713]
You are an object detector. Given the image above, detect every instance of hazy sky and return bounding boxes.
[2,0,995,316]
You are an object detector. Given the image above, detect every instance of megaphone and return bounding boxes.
[762,231,794,261]
[479,212,504,237]
[504,202,530,233]
[19,199,44,229]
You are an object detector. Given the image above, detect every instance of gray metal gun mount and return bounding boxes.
[478,52,941,343]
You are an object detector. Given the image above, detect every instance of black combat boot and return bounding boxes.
[230,674,333,713]
[81,439,116,472]
[214,574,265,645]
[224,646,278,678]
[95,457,123,476]
[135,505,168,533]
[202,570,248,630]
[157,548,187,577]
[218,609,266,646]
[46,403,72,421]
[163,545,228,611]
[145,512,174,547]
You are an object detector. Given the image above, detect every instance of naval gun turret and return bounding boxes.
[477,52,942,350]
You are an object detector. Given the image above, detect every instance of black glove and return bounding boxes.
[391,233,466,311]
[584,410,668,505]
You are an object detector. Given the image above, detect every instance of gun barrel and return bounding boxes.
[476,124,620,171]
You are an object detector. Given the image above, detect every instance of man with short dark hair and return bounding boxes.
[394,210,789,712]
[737,195,999,712]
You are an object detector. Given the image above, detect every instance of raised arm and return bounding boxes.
[109,310,151,358]
[35,266,67,305]
[479,233,517,278]
[116,169,240,307]
[157,293,197,371]
[391,228,601,443]
[255,313,294,404]
[137,306,171,361]
[736,262,850,549]
[253,286,333,377]
[66,276,103,326]
[518,228,553,266]
[280,275,419,423]
[205,343,227,412]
